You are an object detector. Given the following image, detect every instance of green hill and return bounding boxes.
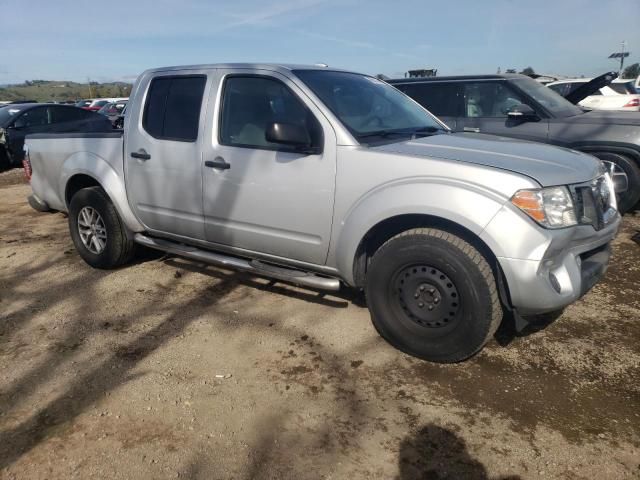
[0,80,133,102]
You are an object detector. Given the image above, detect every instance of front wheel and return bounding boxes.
[365,228,502,363]
[68,186,135,269]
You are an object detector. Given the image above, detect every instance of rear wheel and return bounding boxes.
[592,152,640,214]
[364,228,502,363]
[0,148,10,172]
[68,186,135,269]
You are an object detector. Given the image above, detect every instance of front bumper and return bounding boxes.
[496,214,620,315]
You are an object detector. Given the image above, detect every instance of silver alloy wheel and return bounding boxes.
[77,206,107,254]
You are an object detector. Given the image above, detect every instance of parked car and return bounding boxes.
[389,74,640,213]
[0,104,112,170]
[113,103,127,129]
[547,76,640,112]
[84,100,110,112]
[97,100,128,127]
[24,64,620,363]
[75,99,94,108]
[84,98,128,112]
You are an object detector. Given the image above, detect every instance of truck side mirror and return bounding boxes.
[507,104,539,122]
[265,122,312,150]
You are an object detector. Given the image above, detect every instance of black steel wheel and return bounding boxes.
[365,228,502,363]
[392,265,461,330]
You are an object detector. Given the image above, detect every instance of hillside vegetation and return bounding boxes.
[0,80,132,102]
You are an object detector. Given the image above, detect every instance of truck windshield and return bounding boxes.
[512,77,584,118]
[294,70,447,142]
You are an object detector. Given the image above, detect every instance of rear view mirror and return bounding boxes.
[265,122,313,150]
[507,104,539,121]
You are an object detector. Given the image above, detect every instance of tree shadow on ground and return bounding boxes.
[397,424,521,480]
[0,270,239,469]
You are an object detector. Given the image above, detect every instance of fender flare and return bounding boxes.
[331,179,509,285]
[60,152,144,232]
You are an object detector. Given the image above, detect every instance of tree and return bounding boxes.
[622,62,640,79]
[519,66,535,76]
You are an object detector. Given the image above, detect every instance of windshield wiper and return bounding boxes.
[356,126,445,140]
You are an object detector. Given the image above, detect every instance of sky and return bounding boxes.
[0,0,639,84]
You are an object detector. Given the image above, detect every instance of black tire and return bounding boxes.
[364,228,502,363]
[592,152,640,214]
[68,186,135,269]
[0,148,10,172]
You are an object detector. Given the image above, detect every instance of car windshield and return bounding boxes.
[0,106,25,126]
[512,77,584,117]
[609,82,637,94]
[98,103,114,114]
[294,70,447,142]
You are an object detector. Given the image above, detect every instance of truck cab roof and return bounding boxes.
[140,63,354,77]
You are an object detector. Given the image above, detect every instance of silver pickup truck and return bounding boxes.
[25,64,620,363]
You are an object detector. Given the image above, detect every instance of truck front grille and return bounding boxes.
[570,175,616,231]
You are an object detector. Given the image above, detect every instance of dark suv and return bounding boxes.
[389,74,640,212]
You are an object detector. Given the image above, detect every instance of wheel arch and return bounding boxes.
[60,153,144,232]
[349,213,512,308]
[570,142,640,164]
[65,173,101,206]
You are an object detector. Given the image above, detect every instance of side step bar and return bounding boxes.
[133,234,341,291]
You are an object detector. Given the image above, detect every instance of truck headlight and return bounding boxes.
[511,186,577,228]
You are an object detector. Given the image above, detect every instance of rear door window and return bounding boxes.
[463,82,527,118]
[13,107,51,128]
[143,75,206,141]
[396,82,464,117]
[51,107,87,123]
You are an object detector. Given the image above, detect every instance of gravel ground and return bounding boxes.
[0,168,639,479]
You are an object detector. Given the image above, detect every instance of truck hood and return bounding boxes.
[566,109,640,126]
[371,132,601,187]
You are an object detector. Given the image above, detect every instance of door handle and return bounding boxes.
[463,127,480,133]
[205,158,230,170]
[131,149,151,160]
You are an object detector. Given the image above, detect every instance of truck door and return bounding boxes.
[201,70,337,265]
[457,81,549,142]
[124,72,209,239]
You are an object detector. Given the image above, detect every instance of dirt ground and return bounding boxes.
[0,168,639,480]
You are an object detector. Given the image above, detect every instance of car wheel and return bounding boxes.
[68,186,135,269]
[0,148,10,172]
[592,152,640,214]
[364,228,502,363]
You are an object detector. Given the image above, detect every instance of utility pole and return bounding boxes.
[608,40,630,75]
[87,77,94,98]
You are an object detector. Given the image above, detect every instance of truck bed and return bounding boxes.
[26,132,124,212]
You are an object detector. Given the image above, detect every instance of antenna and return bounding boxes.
[608,40,630,74]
